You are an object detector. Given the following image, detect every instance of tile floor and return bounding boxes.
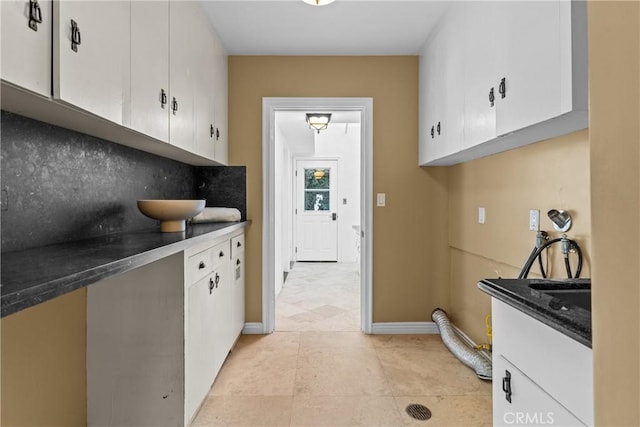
[192,262,492,426]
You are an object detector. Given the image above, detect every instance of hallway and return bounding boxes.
[275,262,360,332]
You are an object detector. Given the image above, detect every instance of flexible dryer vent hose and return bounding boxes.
[431,308,492,380]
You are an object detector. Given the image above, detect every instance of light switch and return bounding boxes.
[478,207,485,224]
[377,193,386,207]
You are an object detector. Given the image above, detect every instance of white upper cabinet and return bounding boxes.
[53,1,130,125]
[194,9,217,161]
[419,0,587,166]
[1,0,52,97]
[128,0,170,142]
[212,33,229,165]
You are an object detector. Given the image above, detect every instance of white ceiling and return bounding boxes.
[275,110,360,154]
[199,0,451,55]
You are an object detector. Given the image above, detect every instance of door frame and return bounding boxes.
[293,156,340,263]
[262,97,373,334]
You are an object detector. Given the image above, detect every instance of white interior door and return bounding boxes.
[295,159,338,261]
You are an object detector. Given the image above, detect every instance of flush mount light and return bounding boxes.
[306,113,332,133]
[301,0,335,5]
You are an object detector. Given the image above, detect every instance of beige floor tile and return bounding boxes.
[311,304,349,318]
[295,347,392,396]
[394,395,492,427]
[290,395,403,426]
[299,331,373,351]
[376,347,492,396]
[210,345,298,396]
[370,334,444,349]
[233,331,301,353]
[191,395,293,426]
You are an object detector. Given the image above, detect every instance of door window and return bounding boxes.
[304,168,331,211]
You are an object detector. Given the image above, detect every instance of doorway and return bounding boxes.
[261,97,373,334]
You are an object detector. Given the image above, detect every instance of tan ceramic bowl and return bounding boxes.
[137,200,206,232]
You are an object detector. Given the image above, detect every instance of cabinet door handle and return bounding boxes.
[489,87,495,107]
[499,77,506,99]
[237,241,242,248]
[236,259,241,266]
[160,89,167,108]
[209,277,214,294]
[210,124,215,138]
[29,0,43,31]
[214,272,220,288]
[430,125,435,139]
[436,121,441,135]
[198,261,206,270]
[219,251,225,258]
[502,370,512,403]
[171,97,178,114]
[71,19,81,52]
[215,127,220,141]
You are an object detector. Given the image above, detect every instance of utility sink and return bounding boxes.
[528,280,591,312]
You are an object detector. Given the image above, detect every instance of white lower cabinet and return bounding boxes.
[87,229,245,427]
[491,299,593,426]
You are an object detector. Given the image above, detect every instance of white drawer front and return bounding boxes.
[187,248,212,284]
[211,241,229,270]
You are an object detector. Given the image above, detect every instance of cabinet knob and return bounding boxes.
[236,259,241,266]
[215,128,220,141]
[436,121,441,136]
[210,124,215,138]
[237,241,242,248]
[489,88,495,107]
[430,125,435,139]
[502,370,512,403]
[219,251,225,258]
[172,97,178,115]
[214,272,220,288]
[209,277,214,294]
[29,0,43,31]
[160,89,167,108]
[70,19,81,52]
[499,77,506,99]
[198,261,206,270]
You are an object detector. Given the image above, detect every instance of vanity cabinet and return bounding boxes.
[491,299,593,426]
[87,229,246,427]
[53,0,130,125]
[1,0,52,97]
[419,0,587,166]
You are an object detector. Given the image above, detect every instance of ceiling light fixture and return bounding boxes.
[306,113,332,133]
[301,0,335,6]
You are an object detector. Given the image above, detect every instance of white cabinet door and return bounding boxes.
[129,0,169,142]
[194,11,217,161]
[493,1,562,137]
[493,355,585,427]
[169,0,197,152]
[53,0,129,124]
[1,0,52,97]
[232,252,245,338]
[418,32,441,165]
[186,273,217,422]
[212,32,229,165]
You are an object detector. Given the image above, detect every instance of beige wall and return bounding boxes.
[589,1,640,425]
[228,56,450,322]
[1,288,87,426]
[449,130,591,343]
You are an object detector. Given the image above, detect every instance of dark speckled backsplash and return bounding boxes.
[1,111,246,252]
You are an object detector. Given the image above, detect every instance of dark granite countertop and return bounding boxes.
[1,221,249,318]
[478,278,592,348]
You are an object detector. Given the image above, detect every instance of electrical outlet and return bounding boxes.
[529,209,540,231]
[478,207,485,224]
[377,193,386,207]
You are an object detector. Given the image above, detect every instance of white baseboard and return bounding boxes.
[242,322,264,334]
[371,322,439,334]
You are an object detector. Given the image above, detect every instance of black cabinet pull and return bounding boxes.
[160,89,167,107]
[214,272,220,288]
[171,97,178,114]
[236,259,241,266]
[210,124,215,138]
[198,261,206,270]
[215,128,220,141]
[499,77,506,99]
[430,125,435,139]
[29,0,42,31]
[219,251,224,258]
[71,19,81,52]
[237,241,242,248]
[436,121,441,135]
[489,87,495,107]
[502,370,512,403]
[208,277,214,294]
